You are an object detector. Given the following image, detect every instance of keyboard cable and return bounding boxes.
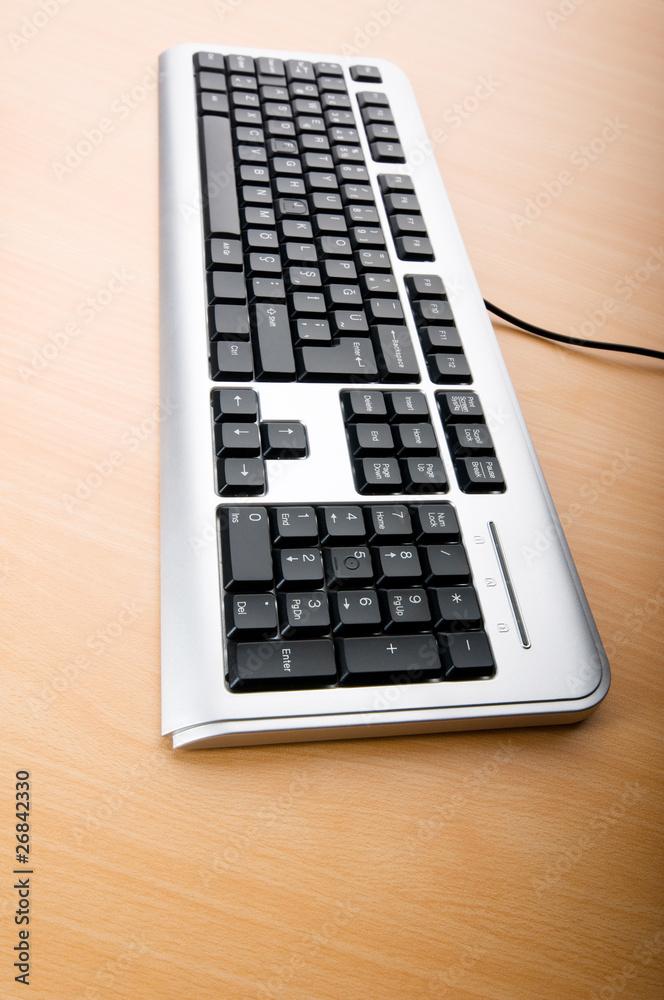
[483,300,664,362]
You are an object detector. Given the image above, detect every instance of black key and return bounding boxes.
[337,163,369,182]
[217,458,265,496]
[317,75,347,93]
[238,146,267,165]
[295,319,331,342]
[276,197,309,218]
[347,204,380,225]
[313,213,347,234]
[257,56,284,77]
[233,108,263,126]
[245,228,279,250]
[420,326,464,353]
[356,249,391,271]
[332,145,365,164]
[366,298,404,322]
[341,184,373,204]
[329,126,360,144]
[325,283,362,307]
[351,65,382,82]
[253,303,296,380]
[437,391,484,423]
[413,504,459,541]
[279,592,330,636]
[230,74,258,91]
[242,185,273,204]
[295,99,323,115]
[280,219,312,239]
[348,423,394,456]
[324,109,356,128]
[361,105,395,125]
[382,589,431,630]
[289,82,319,99]
[455,457,506,493]
[299,337,377,381]
[261,421,308,458]
[367,504,412,540]
[269,138,298,155]
[325,546,374,587]
[361,272,398,296]
[225,594,278,638]
[439,632,495,680]
[421,544,470,584]
[287,266,321,288]
[322,259,357,281]
[300,133,331,151]
[198,93,229,115]
[379,173,415,193]
[367,124,400,142]
[395,423,438,455]
[248,251,282,275]
[244,205,274,225]
[209,270,247,303]
[267,119,296,138]
[338,634,440,684]
[385,194,421,214]
[211,341,253,380]
[296,116,326,133]
[371,141,406,163]
[428,353,472,384]
[319,235,352,257]
[322,96,353,113]
[374,326,420,381]
[286,59,316,82]
[431,586,482,631]
[396,236,434,260]
[232,91,260,109]
[315,62,343,77]
[261,85,289,102]
[355,457,402,493]
[271,506,318,545]
[283,242,318,264]
[331,591,381,634]
[331,310,368,334]
[290,291,326,315]
[227,638,336,691]
[220,506,272,590]
[214,421,261,456]
[356,90,389,107]
[319,505,366,542]
[387,391,429,420]
[251,277,285,301]
[390,213,427,235]
[448,424,494,456]
[306,172,339,192]
[227,54,255,74]
[209,303,250,339]
[195,51,225,73]
[200,117,242,237]
[264,102,292,119]
[305,152,334,171]
[376,545,422,583]
[212,388,258,422]
[405,273,445,298]
[340,389,387,422]
[240,164,270,184]
[404,458,448,493]
[350,227,385,249]
[414,299,454,323]
[277,548,324,589]
[198,71,227,93]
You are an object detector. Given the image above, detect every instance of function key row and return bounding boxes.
[379,176,435,262]
[405,272,472,383]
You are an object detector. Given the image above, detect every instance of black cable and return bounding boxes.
[483,300,664,362]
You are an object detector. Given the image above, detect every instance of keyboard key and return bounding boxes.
[218,458,266,496]
[221,506,273,590]
[439,632,495,680]
[299,337,377,381]
[367,504,412,540]
[211,341,253,380]
[225,593,278,638]
[437,391,484,423]
[277,547,324,589]
[271,506,318,545]
[279,592,331,636]
[261,421,308,458]
[386,391,429,420]
[325,546,374,586]
[379,173,415,193]
[412,504,460,541]
[228,639,337,690]
[350,65,383,83]
[331,590,382,634]
[455,457,506,493]
[421,544,470,584]
[382,589,431,630]
[214,421,261,456]
[373,325,420,381]
[212,388,258,422]
[355,457,402,493]
[430,586,482,631]
[319,506,366,542]
[348,423,394,456]
[404,458,448,493]
[395,236,435,261]
[448,424,494,456]
[375,545,422,583]
[428,353,473,384]
[395,423,438,455]
[338,635,440,684]
[253,303,296,379]
[341,389,388,422]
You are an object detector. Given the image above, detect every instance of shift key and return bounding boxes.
[220,506,273,591]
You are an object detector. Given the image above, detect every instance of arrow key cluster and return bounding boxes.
[211,387,307,495]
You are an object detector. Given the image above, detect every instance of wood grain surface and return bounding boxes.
[1,1,662,997]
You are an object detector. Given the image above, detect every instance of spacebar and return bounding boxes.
[200,115,241,237]
[299,338,377,381]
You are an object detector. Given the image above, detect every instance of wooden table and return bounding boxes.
[1,1,662,996]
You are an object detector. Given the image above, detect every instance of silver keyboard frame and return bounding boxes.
[159,44,609,749]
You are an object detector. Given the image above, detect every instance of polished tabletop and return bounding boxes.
[1,0,662,997]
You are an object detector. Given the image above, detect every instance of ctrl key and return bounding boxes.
[227,639,337,690]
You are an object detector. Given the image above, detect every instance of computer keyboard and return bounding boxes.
[159,44,610,749]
